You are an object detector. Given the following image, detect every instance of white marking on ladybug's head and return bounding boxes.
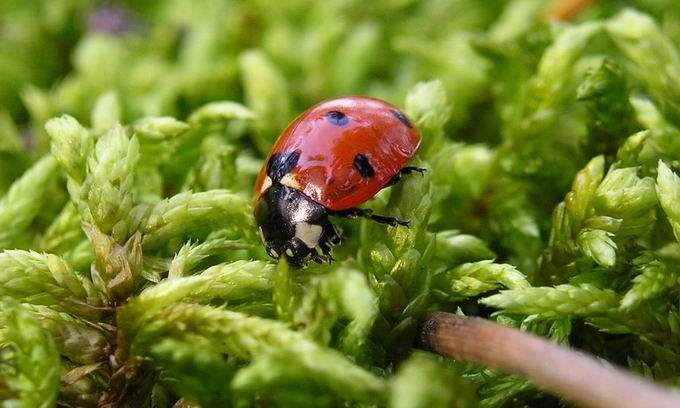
[267,248,279,258]
[258,227,266,244]
[285,248,294,257]
[295,222,323,249]
[280,173,301,190]
[261,176,273,193]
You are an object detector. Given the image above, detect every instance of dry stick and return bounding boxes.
[420,313,680,408]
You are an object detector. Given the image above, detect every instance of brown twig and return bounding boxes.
[420,313,680,408]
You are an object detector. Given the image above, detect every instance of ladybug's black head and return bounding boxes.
[254,184,339,266]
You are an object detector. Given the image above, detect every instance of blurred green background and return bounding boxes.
[2,0,677,148]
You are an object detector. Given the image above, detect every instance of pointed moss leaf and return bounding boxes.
[657,161,680,243]
[429,144,495,218]
[434,231,496,268]
[549,201,573,246]
[0,250,100,318]
[327,22,380,95]
[577,58,626,102]
[486,180,543,275]
[564,155,605,234]
[41,203,84,255]
[629,95,673,133]
[390,352,477,408]
[167,237,253,279]
[57,359,104,407]
[405,79,451,139]
[72,34,125,84]
[133,165,163,204]
[0,156,58,249]
[488,0,548,42]
[63,240,95,272]
[621,260,677,310]
[46,115,93,183]
[239,50,291,154]
[84,124,140,241]
[121,260,276,340]
[436,260,530,298]
[582,215,622,234]
[20,85,53,133]
[478,374,533,408]
[274,258,295,322]
[577,228,617,268]
[606,9,680,124]
[333,269,379,359]
[187,101,256,126]
[91,90,121,131]
[294,268,378,361]
[132,116,190,141]
[148,336,234,407]
[182,136,239,191]
[0,300,60,408]
[133,304,386,404]
[386,164,432,257]
[233,345,386,404]
[594,167,657,221]
[616,130,650,168]
[369,242,396,277]
[31,305,108,364]
[142,260,274,308]
[0,111,23,153]
[533,21,602,108]
[141,190,252,250]
[481,284,620,318]
[577,58,636,151]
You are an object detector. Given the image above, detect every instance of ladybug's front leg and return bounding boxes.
[310,248,331,264]
[318,223,340,262]
[318,241,334,262]
[386,166,427,187]
[333,208,410,227]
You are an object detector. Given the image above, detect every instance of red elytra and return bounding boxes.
[254,96,422,211]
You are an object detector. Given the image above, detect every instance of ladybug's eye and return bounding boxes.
[326,111,349,126]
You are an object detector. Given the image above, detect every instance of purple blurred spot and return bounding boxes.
[88,4,138,35]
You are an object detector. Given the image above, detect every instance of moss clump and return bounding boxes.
[3,1,680,407]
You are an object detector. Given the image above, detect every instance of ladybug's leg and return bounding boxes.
[310,248,329,264]
[316,221,339,262]
[322,222,341,246]
[333,208,410,227]
[401,166,427,176]
[318,237,336,262]
[386,166,427,187]
[319,232,338,260]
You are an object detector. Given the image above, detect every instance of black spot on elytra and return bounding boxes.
[354,153,375,178]
[391,109,412,128]
[267,151,300,182]
[326,111,349,126]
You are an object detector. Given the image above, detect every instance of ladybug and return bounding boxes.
[254,96,424,266]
